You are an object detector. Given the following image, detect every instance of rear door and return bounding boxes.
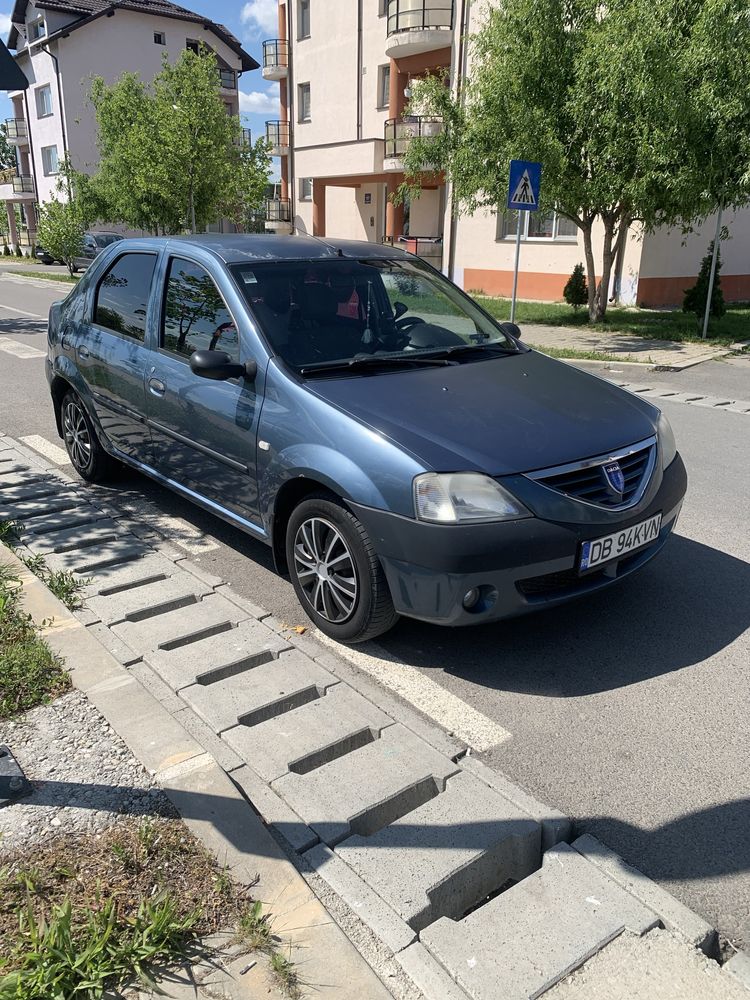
[74,250,158,464]
[145,253,264,524]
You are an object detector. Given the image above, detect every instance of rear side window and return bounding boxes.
[94,253,157,342]
[161,257,239,363]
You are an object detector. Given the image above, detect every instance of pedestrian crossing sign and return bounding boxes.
[507,159,541,212]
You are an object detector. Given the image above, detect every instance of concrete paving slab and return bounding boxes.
[397,942,471,1000]
[572,834,716,953]
[544,927,749,1000]
[85,573,212,625]
[42,537,151,574]
[144,618,291,692]
[0,491,80,521]
[420,843,659,1000]
[110,592,249,657]
[0,479,62,505]
[725,949,750,991]
[223,681,395,781]
[336,769,541,932]
[79,552,181,597]
[16,506,109,536]
[172,706,245,774]
[231,763,319,853]
[273,724,460,848]
[0,467,45,487]
[24,517,121,554]
[180,649,341,734]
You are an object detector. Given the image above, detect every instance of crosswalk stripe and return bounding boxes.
[0,339,46,359]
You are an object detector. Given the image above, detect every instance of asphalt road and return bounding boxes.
[1,273,748,949]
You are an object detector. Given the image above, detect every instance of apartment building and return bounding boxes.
[263,0,750,307]
[0,0,257,251]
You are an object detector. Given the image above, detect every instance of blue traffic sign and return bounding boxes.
[507,159,541,212]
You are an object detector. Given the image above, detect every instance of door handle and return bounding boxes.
[78,346,90,359]
[148,377,166,397]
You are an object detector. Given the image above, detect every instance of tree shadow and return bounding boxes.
[0,317,48,339]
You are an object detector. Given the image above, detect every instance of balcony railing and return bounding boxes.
[382,235,443,269]
[384,116,443,158]
[265,120,291,150]
[386,0,454,35]
[5,118,27,140]
[266,198,292,224]
[262,39,289,75]
[218,68,237,90]
[241,127,252,147]
[12,175,34,194]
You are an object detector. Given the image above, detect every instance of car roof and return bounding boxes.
[107,233,408,264]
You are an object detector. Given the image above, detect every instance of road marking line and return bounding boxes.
[0,338,46,358]
[20,435,70,466]
[316,632,511,753]
[0,302,47,319]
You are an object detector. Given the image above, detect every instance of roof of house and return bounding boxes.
[8,0,258,71]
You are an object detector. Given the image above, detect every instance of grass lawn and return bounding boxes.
[474,295,750,345]
[12,269,78,284]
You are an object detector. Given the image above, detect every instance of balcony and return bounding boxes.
[218,67,237,90]
[12,174,35,197]
[385,0,454,58]
[384,116,443,167]
[265,120,290,156]
[382,235,443,270]
[240,127,252,147]
[265,198,293,234]
[5,118,28,144]
[262,39,289,81]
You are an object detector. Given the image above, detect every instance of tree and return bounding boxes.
[0,123,16,170]
[36,199,84,275]
[87,49,271,234]
[401,0,750,323]
[683,241,726,322]
[563,263,588,311]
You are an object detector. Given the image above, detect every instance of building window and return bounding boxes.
[378,0,388,15]
[300,177,313,201]
[41,145,59,176]
[186,38,201,54]
[298,0,311,39]
[28,17,46,41]
[378,65,391,109]
[154,31,166,45]
[298,82,311,122]
[496,210,578,242]
[35,85,52,118]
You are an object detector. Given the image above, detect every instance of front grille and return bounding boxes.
[528,438,656,509]
[517,568,592,596]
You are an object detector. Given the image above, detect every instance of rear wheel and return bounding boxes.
[286,494,398,643]
[61,390,118,482]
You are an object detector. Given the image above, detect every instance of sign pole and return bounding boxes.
[510,211,522,323]
[701,205,722,341]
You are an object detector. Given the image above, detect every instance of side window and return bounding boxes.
[94,253,157,342]
[161,257,239,363]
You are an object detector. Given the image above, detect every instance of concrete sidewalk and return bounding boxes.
[522,321,748,369]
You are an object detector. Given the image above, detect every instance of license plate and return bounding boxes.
[579,513,662,571]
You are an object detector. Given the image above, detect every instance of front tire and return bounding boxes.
[286,494,398,643]
[61,390,119,482]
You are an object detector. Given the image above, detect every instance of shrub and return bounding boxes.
[563,263,588,310]
[683,241,726,321]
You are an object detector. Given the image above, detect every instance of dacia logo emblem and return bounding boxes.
[602,461,625,497]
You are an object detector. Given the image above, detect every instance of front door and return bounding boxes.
[75,250,158,464]
[146,255,261,523]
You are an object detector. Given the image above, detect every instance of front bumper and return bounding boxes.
[351,453,687,626]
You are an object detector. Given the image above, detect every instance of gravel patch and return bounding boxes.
[0,689,176,852]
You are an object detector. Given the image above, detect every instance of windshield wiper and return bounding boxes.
[299,354,455,375]
[421,343,523,360]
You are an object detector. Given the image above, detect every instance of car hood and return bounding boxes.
[306,350,659,475]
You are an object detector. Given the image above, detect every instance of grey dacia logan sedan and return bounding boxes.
[46,234,687,642]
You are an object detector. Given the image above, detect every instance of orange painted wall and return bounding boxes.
[463,268,574,301]
[636,274,750,308]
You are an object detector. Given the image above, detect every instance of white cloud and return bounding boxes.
[239,88,279,115]
[0,13,12,36]
[240,0,278,37]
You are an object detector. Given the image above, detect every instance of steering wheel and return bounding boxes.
[395,316,426,332]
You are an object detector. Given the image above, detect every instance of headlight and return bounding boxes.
[657,412,677,467]
[414,472,531,523]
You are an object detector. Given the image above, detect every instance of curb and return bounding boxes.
[0,543,395,1000]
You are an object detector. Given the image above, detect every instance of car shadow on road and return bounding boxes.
[377,534,750,696]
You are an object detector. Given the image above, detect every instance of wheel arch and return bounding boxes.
[50,374,73,438]
[271,477,344,574]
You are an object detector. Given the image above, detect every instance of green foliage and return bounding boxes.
[36,198,84,276]
[0,562,71,719]
[0,123,15,170]
[402,0,750,323]
[87,49,271,234]
[563,263,589,310]
[683,241,726,321]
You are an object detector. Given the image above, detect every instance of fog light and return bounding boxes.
[462,588,481,610]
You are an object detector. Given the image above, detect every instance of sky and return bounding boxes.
[0,0,281,171]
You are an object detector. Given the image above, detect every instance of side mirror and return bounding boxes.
[499,321,523,342]
[393,301,408,320]
[190,350,257,382]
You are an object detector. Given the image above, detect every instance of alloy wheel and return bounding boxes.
[63,399,91,472]
[293,516,358,623]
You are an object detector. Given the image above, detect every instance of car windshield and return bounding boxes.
[229,257,519,373]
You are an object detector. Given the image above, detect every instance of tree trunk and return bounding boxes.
[609,215,630,306]
[591,215,616,323]
[581,221,597,321]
